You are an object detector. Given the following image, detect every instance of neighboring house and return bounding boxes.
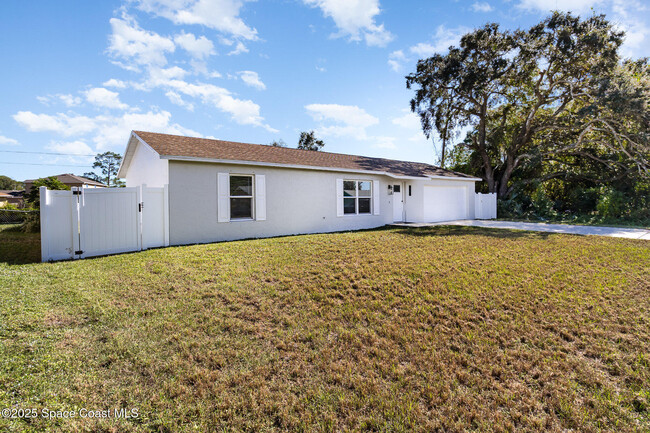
[24,174,107,196]
[117,131,482,246]
[0,190,24,208]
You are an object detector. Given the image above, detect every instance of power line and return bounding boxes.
[0,161,92,167]
[0,150,95,157]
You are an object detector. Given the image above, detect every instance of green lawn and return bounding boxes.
[1,227,648,432]
[0,224,40,265]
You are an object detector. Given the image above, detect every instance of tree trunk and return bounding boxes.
[497,154,517,198]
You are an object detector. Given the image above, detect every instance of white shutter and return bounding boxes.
[255,174,266,221]
[336,178,344,217]
[217,172,230,222]
[373,180,380,215]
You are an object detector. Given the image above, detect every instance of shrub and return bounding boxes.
[20,212,40,233]
[596,188,627,219]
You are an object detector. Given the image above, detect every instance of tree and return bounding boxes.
[25,176,70,208]
[297,131,325,151]
[0,175,23,190]
[86,152,124,187]
[82,171,103,183]
[269,139,287,147]
[406,12,649,198]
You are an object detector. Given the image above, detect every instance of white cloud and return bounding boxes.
[108,15,175,67]
[46,140,95,156]
[472,2,493,12]
[238,70,266,90]
[0,135,19,146]
[392,111,421,130]
[165,91,195,111]
[373,136,397,149]
[303,0,394,47]
[174,32,215,58]
[102,78,128,88]
[85,87,129,110]
[409,25,470,57]
[144,66,189,87]
[388,49,406,72]
[14,110,201,150]
[518,0,602,12]
[228,41,249,55]
[137,0,258,40]
[612,0,649,58]
[37,94,82,107]
[151,79,276,131]
[13,111,97,137]
[94,111,201,149]
[305,103,379,139]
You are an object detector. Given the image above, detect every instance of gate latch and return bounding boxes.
[75,250,83,255]
[138,203,143,212]
[72,190,82,195]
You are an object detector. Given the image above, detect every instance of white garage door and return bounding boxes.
[423,185,468,222]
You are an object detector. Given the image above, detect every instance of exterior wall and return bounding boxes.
[125,141,169,187]
[404,178,476,222]
[168,161,393,245]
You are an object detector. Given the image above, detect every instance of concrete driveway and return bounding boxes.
[393,220,650,240]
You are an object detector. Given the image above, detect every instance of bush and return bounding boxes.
[20,212,40,233]
[596,188,627,219]
[1,203,20,211]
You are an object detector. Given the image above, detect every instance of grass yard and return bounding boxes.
[0,224,40,265]
[0,226,648,432]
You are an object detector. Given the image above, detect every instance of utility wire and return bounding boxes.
[0,150,95,157]
[0,161,92,167]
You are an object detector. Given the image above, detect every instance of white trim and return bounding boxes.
[341,179,374,216]
[373,180,380,215]
[255,174,266,221]
[229,174,255,221]
[160,155,482,181]
[336,178,344,217]
[117,131,167,179]
[217,173,230,222]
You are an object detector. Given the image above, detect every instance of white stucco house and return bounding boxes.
[117,131,485,246]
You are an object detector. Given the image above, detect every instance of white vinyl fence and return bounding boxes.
[475,193,497,219]
[39,185,169,262]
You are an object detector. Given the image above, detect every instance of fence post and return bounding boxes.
[138,185,144,251]
[39,186,49,262]
[163,184,170,247]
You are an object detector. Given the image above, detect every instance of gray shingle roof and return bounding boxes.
[134,131,477,179]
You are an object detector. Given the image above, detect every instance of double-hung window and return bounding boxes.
[343,180,372,215]
[230,175,254,219]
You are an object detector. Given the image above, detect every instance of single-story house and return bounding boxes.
[0,190,24,208]
[117,131,483,246]
[24,174,107,196]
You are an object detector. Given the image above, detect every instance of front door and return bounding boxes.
[393,184,404,222]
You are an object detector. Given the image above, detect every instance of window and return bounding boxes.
[408,185,412,196]
[393,185,400,193]
[343,180,372,215]
[230,175,253,219]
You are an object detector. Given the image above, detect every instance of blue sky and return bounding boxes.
[1,0,648,182]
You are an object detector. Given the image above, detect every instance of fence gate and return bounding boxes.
[40,185,169,262]
[474,193,497,219]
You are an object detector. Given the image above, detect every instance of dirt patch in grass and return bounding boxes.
[0,226,648,432]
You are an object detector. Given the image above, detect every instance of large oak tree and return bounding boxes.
[406,12,649,198]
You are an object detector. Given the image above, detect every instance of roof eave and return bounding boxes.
[161,155,479,181]
[117,131,162,179]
